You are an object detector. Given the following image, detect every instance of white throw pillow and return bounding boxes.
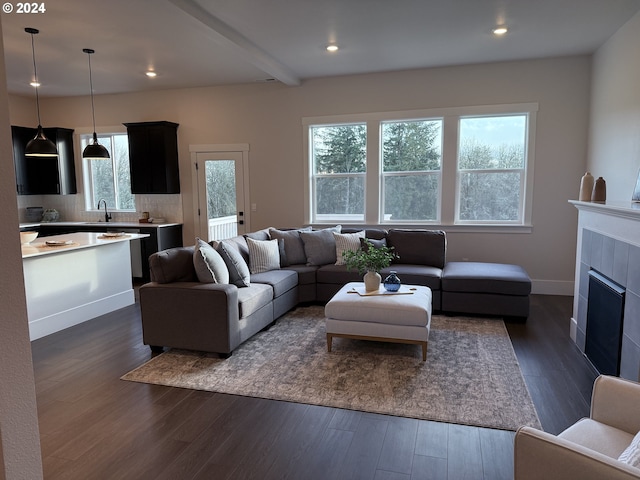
[334,230,365,265]
[619,430,640,468]
[246,237,281,274]
[193,237,230,284]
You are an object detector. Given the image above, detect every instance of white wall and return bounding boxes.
[11,55,591,294]
[0,22,44,480]
[588,11,640,201]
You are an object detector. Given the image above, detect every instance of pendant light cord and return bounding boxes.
[29,31,42,126]
[86,51,97,134]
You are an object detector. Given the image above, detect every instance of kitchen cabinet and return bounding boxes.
[12,126,77,195]
[124,121,180,194]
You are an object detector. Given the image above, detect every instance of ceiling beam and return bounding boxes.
[168,0,301,86]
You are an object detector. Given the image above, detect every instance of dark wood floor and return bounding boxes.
[31,294,597,480]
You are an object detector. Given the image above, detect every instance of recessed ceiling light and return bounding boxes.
[326,44,339,52]
[492,26,508,36]
[29,81,40,87]
[145,71,157,78]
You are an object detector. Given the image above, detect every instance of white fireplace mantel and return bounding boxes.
[570,200,640,381]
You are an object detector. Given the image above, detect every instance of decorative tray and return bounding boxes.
[348,286,416,296]
[45,240,74,246]
[99,232,128,238]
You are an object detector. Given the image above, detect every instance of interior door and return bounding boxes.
[195,151,246,241]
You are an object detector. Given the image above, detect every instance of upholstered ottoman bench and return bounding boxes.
[324,282,432,361]
[441,262,531,320]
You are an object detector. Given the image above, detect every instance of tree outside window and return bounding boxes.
[81,133,135,211]
[457,115,527,222]
[311,124,366,222]
[381,119,442,222]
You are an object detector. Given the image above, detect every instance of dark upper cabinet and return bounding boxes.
[124,121,180,194]
[12,125,77,195]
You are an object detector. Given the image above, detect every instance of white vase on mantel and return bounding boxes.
[364,270,381,292]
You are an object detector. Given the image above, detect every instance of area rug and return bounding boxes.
[122,305,540,431]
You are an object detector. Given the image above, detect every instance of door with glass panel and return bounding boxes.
[195,152,245,241]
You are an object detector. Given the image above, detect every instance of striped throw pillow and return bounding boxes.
[334,231,365,265]
[246,237,281,274]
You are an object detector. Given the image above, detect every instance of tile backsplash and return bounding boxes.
[17,193,183,224]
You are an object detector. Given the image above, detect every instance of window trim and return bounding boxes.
[302,103,538,230]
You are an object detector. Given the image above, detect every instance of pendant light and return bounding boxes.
[82,48,110,159]
[24,27,57,157]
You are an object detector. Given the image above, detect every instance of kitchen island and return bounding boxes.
[22,231,149,340]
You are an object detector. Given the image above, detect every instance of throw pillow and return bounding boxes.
[619,431,640,468]
[193,238,230,284]
[214,240,250,287]
[268,227,312,266]
[246,237,281,274]
[360,236,388,251]
[300,225,342,266]
[334,230,365,265]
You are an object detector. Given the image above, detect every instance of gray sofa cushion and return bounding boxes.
[386,229,446,268]
[379,265,443,291]
[250,269,298,297]
[282,264,318,286]
[316,264,364,285]
[269,227,311,266]
[236,283,273,319]
[442,261,531,295]
[149,246,197,283]
[194,238,230,284]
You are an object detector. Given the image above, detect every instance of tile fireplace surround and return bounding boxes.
[570,200,640,381]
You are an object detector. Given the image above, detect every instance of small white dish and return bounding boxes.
[20,231,38,244]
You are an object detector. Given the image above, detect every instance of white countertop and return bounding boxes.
[21,231,150,258]
[20,221,181,229]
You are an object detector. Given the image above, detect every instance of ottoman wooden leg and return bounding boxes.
[421,342,428,362]
[327,333,333,353]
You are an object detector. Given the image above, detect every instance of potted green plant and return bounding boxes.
[343,239,396,291]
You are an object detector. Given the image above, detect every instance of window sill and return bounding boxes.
[309,222,533,234]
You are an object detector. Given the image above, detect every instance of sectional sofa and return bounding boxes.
[139,227,531,356]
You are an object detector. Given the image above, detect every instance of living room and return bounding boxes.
[2,1,640,478]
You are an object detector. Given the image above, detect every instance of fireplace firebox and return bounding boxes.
[585,270,626,376]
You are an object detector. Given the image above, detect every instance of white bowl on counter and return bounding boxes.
[20,231,39,244]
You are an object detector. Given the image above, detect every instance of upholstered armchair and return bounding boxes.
[514,375,640,479]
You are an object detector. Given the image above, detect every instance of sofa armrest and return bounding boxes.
[591,375,640,435]
[139,282,240,354]
[514,426,640,480]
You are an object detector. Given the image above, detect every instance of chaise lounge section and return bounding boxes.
[139,227,531,356]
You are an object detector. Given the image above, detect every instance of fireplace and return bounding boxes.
[570,200,640,382]
[585,270,625,376]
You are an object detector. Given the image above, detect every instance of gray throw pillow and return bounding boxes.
[246,237,281,274]
[360,237,387,251]
[214,240,250,287]
[268,227,312,266]
[300,225,342,266]
[193,237,230,284]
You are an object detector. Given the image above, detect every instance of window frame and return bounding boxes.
[78,128,136,213]
[308,122,368,224]
[302,103,537,231]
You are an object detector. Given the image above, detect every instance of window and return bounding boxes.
[81,133,135,211]
[304,103,536,228]
[381,119,442,222]
[310,124,366,223]
[457,115,527,223]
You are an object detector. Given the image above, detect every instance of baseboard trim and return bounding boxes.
[531,280,574,296]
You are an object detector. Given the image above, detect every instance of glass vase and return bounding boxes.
[384,271,401,292]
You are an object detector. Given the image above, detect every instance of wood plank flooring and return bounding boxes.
[31,294,597,479]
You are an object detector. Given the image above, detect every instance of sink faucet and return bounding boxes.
[97,199,112,222]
